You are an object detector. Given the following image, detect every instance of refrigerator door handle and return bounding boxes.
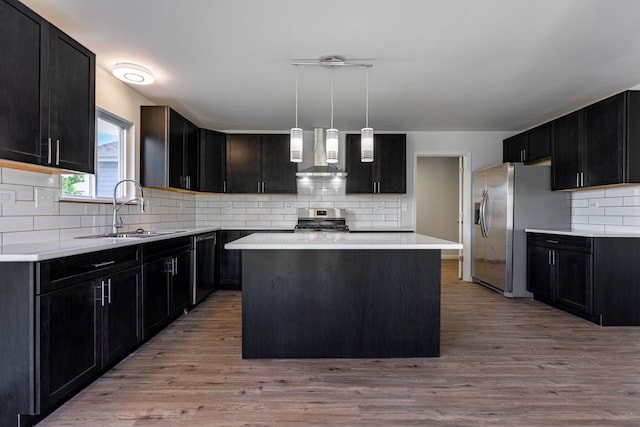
[479,190,488,237]
[481,190,491,237]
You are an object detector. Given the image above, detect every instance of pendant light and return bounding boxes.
[326,69,339,163]
[361,66,374,162]
[290,65,303,162]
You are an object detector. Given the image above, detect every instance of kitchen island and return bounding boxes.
[226,232,462,359]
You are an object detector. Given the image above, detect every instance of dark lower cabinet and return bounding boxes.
[527,233,594,321]
[37,279,101,413]
[38,265,141,412]
[142,237,193,338]
[527,233,640,325]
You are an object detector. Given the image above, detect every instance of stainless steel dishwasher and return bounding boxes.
[194,232,216,305]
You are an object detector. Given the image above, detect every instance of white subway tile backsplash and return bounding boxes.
[570,184,640,233]
[0,169,403,242]
[3,229,60,245]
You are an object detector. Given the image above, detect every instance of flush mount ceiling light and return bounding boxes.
[290,55,374,164]
[112,62,155,85]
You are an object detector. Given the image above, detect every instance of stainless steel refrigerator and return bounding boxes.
[472,163,571,297]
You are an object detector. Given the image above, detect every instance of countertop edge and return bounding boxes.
[525,228,640,238]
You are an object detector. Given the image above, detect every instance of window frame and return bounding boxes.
[61,108,134,202]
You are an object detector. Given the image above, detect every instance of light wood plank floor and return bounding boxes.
[39,261,640,426]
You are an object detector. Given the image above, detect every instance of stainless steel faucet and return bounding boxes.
[112,179,145,234]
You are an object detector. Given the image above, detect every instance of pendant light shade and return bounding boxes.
[326,128,339,163]
[360,127,374,162]
[290,66,303,162]
[361,67,374,162]
[290,127,303,162]
[326,70,339,163]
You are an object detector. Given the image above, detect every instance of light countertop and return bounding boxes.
[225,232,463,250]
[525,228,640,238]
[0,227,219,262]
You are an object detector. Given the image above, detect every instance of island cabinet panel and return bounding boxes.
[242,249,441,358]
[0,0,95,173]
[551,90,640,190]
[226,134,297,194]
[346,134,406,194]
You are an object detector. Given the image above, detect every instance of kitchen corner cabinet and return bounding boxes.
[552,91,640,190]
[346,134,406,194]
[527,232,640,326]
[503,123,551,163]
[141,106,199,191]
[142,237,192,338]
[199,128,227,192]
[0,0,95,173]
[226,134,297,194]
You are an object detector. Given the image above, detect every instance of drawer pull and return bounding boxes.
[91,260,116,268]
[545,240,560,244]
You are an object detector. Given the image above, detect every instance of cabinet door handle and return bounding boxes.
[223,180,227,193]
[100,280,106,307]
[47,138,52,164]
[91,260,116,268]
[545,240,559,244]
[373,182,376,193]
[262,181,265,193]
[55,140,60,165]
[107,278,112,304]
[257,182,261,193]
[523,148,526,162]
[581,171,584,187]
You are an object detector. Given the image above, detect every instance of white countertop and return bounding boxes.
[0,227,219,262]
[526,228,640,238]
[225,232,463,250]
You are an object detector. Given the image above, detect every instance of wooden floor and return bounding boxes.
[39,261,640,426]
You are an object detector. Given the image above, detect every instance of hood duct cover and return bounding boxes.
[296,128,347,177]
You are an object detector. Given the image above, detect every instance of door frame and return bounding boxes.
[413,152,471,281]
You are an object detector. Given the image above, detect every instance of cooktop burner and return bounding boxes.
[295,208,349,232]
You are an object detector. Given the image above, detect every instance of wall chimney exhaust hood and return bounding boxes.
[296,128,347,177]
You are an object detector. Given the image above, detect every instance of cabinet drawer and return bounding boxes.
[38,246,140,293]
[142,236,193,262]
[527,233,592,253]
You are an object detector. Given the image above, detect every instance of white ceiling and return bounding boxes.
[21,0,640,132]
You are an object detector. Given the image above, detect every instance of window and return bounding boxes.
[62,109,133,199]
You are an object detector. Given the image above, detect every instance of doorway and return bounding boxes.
[416,156,464,278]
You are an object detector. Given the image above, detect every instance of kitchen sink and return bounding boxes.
[76,230,184,239]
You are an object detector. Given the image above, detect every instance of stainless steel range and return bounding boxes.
[294,208,349,232]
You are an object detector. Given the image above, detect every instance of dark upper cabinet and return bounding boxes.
[226,134,296,194]
[503,123,551,163]
[46,25,96,173]
[199,128,227,193]
[551,110,584,190]
[0,0,44,165]
[141,106,199,190]
[552,91,640,190]
[0,0,95,173]
[346,134,406,194]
